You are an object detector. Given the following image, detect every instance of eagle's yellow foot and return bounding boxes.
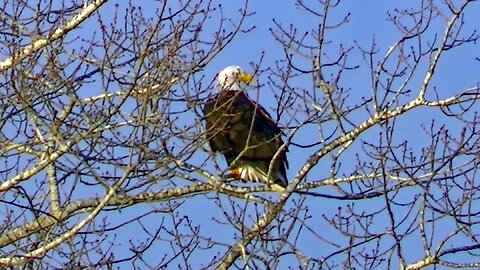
[224,168,248,183]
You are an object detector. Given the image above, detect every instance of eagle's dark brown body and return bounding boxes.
[204,90,288,187]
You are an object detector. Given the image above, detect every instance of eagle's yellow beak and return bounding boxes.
[238,73,254,84]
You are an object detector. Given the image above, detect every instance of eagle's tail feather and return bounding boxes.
[233,165,287,191]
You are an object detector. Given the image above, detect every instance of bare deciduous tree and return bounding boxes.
[1,0,480,269]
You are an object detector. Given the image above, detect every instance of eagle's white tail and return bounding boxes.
[235,165,287,191]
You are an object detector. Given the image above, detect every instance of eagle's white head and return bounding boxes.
[216,65,254,91]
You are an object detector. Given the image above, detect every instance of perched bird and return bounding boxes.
[203,65,288,190]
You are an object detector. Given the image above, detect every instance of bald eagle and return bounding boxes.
[203,66,288,190]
